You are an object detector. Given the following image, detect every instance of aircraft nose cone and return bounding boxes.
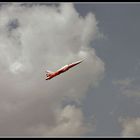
[77,59,85,63]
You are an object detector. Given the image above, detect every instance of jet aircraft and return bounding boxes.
[45,59,85,80]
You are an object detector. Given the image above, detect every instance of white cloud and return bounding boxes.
[113,78,134,90]
[121,88,140,98]
[119,117,140,136]
[9,61,25,73]
[0,3,104,136]
[28,105,93,136]
[113,78,140,97]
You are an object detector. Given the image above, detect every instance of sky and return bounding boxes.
[75,3,140,136]
[0,2,140,137]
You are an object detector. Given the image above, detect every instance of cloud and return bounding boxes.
[28,105,94,136]
[113,78,134,90]
[0,3,104,136]
[113,78,140,97]
[121,88,140,98]
[119,117,140,136]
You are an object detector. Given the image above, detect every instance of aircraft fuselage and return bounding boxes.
[46,59,84,80]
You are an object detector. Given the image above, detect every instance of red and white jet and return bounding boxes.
[45,59,85,80]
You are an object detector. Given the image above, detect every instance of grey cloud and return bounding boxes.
[113,78,140,98]
[119,117,140,136]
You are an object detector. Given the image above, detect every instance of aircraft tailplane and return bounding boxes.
[45,70,53,77]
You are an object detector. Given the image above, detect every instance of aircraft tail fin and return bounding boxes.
[45,70,53,77]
